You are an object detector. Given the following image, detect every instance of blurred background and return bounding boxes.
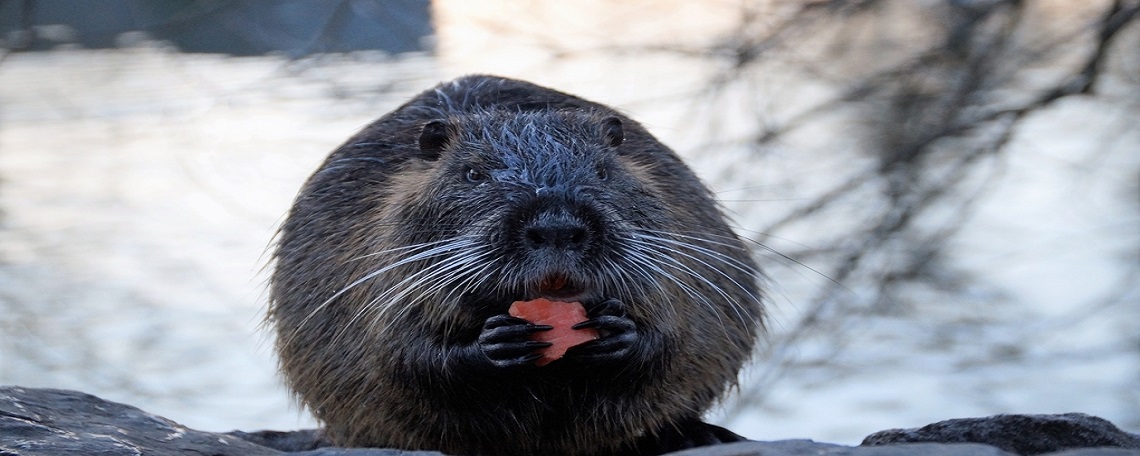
[0,0,1137,444]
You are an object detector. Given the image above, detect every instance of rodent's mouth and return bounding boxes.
[536,272,586,301]
[463,271,598,316]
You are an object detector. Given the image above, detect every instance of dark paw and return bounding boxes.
[568,298,638,363]
[477,314,552,369]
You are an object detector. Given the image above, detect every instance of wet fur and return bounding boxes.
[268,75,765,456]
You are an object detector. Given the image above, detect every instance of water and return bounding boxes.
[0,48,439,432]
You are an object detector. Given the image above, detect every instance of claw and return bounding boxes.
[571,320,596,330]
[477,314,553,369]
[565,298,638,364]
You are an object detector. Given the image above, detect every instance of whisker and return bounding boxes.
[279,238,476,348]
[619,238,715,327]
[342,240,491,344]
[621,231,763,352]
[636,232,763,302]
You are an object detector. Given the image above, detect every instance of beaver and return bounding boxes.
[268,75,765,456]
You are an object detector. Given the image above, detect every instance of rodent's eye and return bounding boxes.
[465,167,489,183]
[595,163,609,181]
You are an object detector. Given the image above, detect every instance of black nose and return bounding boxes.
[523,212,591,251]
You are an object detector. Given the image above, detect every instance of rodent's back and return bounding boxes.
[269,75,764,456]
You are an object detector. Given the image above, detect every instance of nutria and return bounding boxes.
[268,75,764,456]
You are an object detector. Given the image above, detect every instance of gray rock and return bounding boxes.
[0,386,277,456]
[666,440,1018,455]
[2,386,1138,456]
[863,413,1140,455]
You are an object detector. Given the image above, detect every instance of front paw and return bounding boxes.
[567,298,638,363]
[477,314,552,369]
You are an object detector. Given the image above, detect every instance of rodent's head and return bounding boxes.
[379,110,671,327]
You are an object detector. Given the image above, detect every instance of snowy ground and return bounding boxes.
[0,37,1137,445]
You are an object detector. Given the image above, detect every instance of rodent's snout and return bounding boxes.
[523,209,592,252]
[514,192,609,258]
[505,195,608,301]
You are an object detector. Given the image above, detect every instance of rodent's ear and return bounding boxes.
[418,120,453,161]
[601,116,624,148]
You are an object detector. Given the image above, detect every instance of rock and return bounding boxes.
[225,429,329,452]
[0,386,277,456]
[1,386,1137,456]
[666,440,1017,455]
[862,413,1140,455]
